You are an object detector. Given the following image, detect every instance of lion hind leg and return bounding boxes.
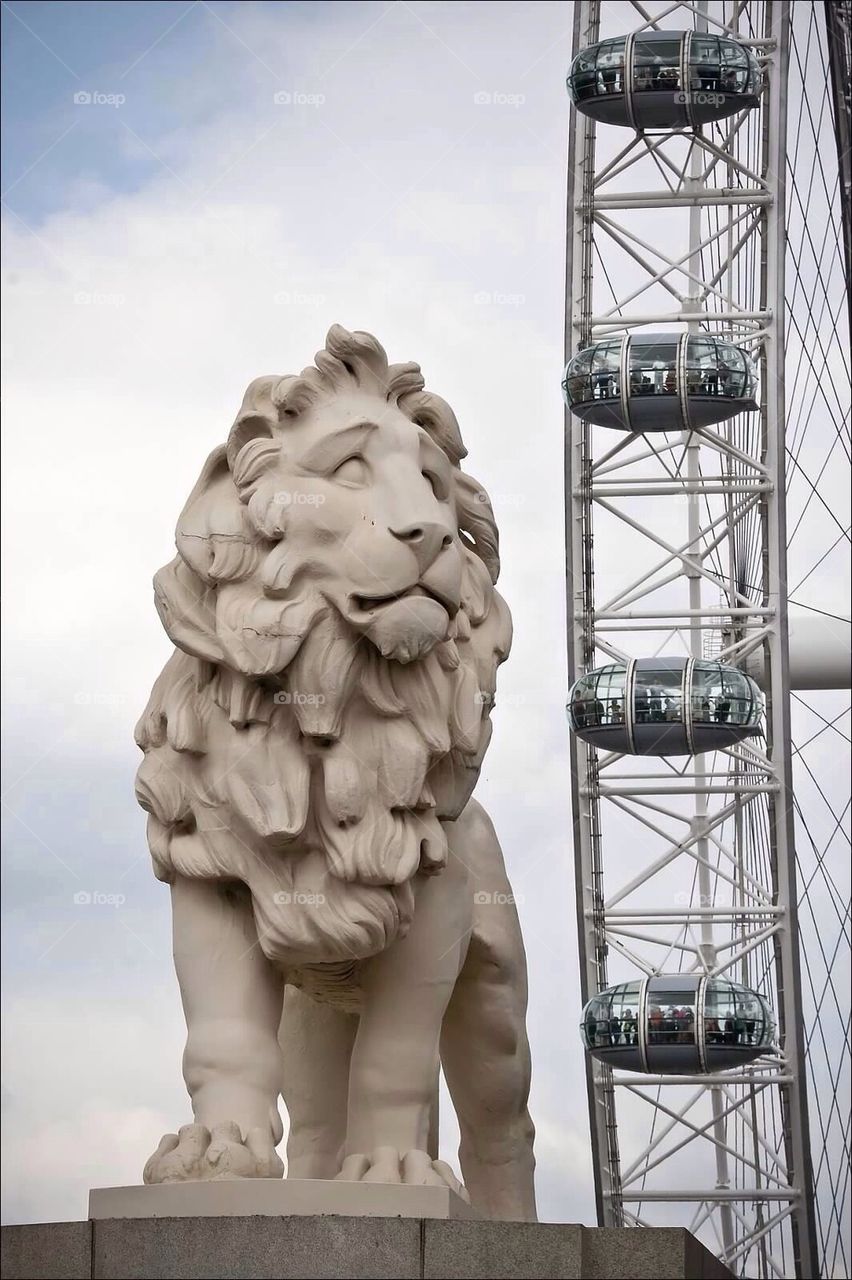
[279,983,358,1180]
[439,800,537,1222]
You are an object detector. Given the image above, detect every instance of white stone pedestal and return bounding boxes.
[88,1178,477,1222]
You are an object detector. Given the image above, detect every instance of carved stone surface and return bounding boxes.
[134,327,536,1220]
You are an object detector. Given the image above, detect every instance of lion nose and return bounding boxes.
[389,522,452,573]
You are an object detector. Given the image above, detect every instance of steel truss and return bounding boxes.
[825,0,851,329]
[563,2,838,1276]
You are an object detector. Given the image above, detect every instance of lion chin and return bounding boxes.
[135,325,512,969]
[362,595,450,664]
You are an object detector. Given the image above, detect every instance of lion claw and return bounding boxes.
[143,1121,284,1184]
[335,1147,470,1202]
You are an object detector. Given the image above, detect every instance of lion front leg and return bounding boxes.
[336,851,470,1199]
[144,876,286,1184]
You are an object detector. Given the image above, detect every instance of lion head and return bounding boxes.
[135,326,511,968]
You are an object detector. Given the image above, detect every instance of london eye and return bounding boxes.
[563,2,851,1276]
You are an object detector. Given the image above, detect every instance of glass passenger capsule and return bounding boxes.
[567,657,762,755]
[562,332,758,432]
[581,975,776,1073]
[566,30,761,130]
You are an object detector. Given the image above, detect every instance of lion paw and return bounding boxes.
[336,1146,470,1202]
[143,1121,284,1184]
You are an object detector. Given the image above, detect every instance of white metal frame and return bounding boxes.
[564,3,821,1275]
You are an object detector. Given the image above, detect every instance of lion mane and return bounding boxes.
[135,326,511,968]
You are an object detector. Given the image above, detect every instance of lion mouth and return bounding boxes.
[354,584,457,615]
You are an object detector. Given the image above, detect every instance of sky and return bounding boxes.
[1,0,849,1253]
[1,0,587,1226]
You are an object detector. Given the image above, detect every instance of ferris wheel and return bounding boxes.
[561,3,851,1278]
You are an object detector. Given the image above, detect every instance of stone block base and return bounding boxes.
[1,1216,733,1279]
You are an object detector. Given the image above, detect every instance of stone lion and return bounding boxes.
[135,325,536,1220]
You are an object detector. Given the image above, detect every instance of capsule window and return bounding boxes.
[563,350,594,406]
[686,336,719,396]
[569,673,598,729]
[758,995,776,1044]
[571,664,627,729]
[744,49,760,96]
[689,35,722,92]
[595,666,627,725]
[735,990,770,1046]
[692,661,758,727]
[692,663,723,724]
[572,48,598,101]
[716,343,748,397]
[633,37,682,94]
[583,992,614,1048]
[720,41,750,93]
[608,983,641,1047]
[590,342,621,402]
[596,38,626,97]
[629,341,678,397]
[705,981,737,1046]
[583,982,640,1049]
[648,988,697,1047]
[705,980,769,1049]
[723,669,756,725]
[634,668,683,725]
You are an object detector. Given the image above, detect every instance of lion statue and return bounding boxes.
[135,325,536,1220]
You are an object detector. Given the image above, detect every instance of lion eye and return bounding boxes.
[332,456,368,487]
[422,469,449,502]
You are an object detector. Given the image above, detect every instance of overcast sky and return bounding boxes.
[1,0,590,1225]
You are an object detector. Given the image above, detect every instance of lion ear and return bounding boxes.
[175,446,260,586]
[226,411,276,472]
[455,470,501,584]
[158,435,263,664]
[224,373,289,477]
[398,390,467,465]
